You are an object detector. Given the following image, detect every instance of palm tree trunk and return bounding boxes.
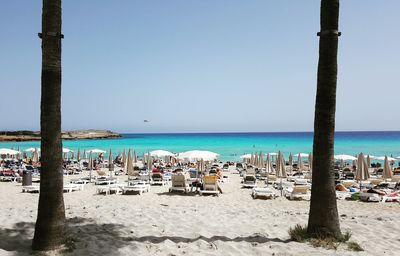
[307,0,341,238]
[32,0,66,251]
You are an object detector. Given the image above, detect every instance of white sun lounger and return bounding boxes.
[286,185,311,201]
[94,177,118,185]
[200,176,220,196]
[22,185,40,193]
[122,182,150,195]
[242,175,256,188]
[252,187,276,199]
[169,174,190,193]
[63,184,84,193]
[96,184,126,195]
[381,195,400,203]
[151,173,168,186]
[359,192,381,202]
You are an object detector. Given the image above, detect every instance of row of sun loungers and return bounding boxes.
[22,183,84,193]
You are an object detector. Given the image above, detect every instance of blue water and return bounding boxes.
[1,131,400,161]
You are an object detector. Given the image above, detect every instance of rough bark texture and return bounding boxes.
[32,0,66,251]
[307,0,341,238]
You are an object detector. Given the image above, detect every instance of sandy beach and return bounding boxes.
[0,172,399,256]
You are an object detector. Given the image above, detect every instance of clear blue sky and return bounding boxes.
[0,0,399,133]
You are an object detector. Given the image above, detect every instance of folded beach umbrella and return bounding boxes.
[33,148,39,164]
[308,153,313,172]
[121,149,126,164]
[366,155,371,168]
[265,154,272,173]
[276,152,287,178]
[108,149,113,177]
[288,153,293,174]
[276,151,287,196]
[147,152,152,171]
[382,156,393,181]
[88,151,93,182]
[126,149,133,175]
[76,149,81,162]
[298,153,304,172]
[259,152,264,168]
[133,150,137,163]
[250,154,255,166]
[356,153,369,189]
[83,149,86,159]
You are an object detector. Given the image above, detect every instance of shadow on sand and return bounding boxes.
[0,217,291,255]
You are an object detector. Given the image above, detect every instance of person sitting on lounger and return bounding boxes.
[216,168,223,180]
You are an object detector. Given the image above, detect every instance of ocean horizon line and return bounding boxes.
[120,130,400,135]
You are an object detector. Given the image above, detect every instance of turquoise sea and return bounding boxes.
[1,132,400,161]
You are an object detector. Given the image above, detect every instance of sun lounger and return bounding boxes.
[0,175,19,182]
[169,174,190,193]
[252,187,276,199]
[286,185,311,200]
[122,181,150,195]
[381,193,400,203]
[294,178,309,186]
[63,184,84,193]
[96,183,126,195]
[151,172,167,186]
[200,176,220,196]
[341,180,356,188]
[22,185,40,193]
[267,175,277,184]
[94,177,118,185]
[70,178,91,184]
[336,191,352,200]
[242,175,256,188]
[359,192,381,202]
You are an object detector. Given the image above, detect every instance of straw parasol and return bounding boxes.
[259,152,264,169]
[298,153,304,172]
[366,155,371,168]
[355,153,369,189]
[276,151,287,196]
[250,154,255,166]
[308,152,313,172]
[122,149,126,164]
[33,148,39,164]
[126,149,133,176]
[288,153,293,174]
[147,152,152,171]
[382,156,393,181]
[108,149,113,177]
[88,151,93,182]
[133,150,137,163]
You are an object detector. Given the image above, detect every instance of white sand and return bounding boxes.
[0,173,399,256]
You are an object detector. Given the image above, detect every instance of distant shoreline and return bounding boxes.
[0,130,121,142]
